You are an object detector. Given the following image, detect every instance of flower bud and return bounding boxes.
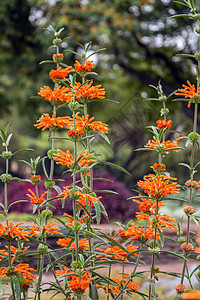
[47,149,57,159]
[30,175,41,185]
[194,52,200,60]
[175,283,186,294]
[196,27,200,34]
[185,180,197,189]
[181,242,194,254]
[158,95,167,102]
[72,221,82,232]
[41,209,53,220]
[53,53,64,63]
[178,237,186,244]
[197,271,200,278]
[197,255,200,260]
[1,151,12,159]
[0,173,12,183]
[6,266,15,276]
[188,131,199,142]
[53,38,62,46]
[37,244,48,254]
[44,180,55,189]
[68,101,82,112]
[82,187,92,194]
[149,240,159,248]
[71,261,82,270]
[160,108,169,116]
[183,205,196,216]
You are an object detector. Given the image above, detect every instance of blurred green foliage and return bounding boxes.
[0,0,199,184]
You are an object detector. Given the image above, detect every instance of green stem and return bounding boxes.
[8,241,16,300]
[121,262,125,300]
[34,253,44,300]
[148,200,159,300]
[113,244,142,300]
[107,263,112,300]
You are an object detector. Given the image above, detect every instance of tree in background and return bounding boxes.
[0,0,197,182]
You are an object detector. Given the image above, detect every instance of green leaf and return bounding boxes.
[42,158,49,179]
[87,98,119,104]
[99,161,131,176]
[94,201,101,225]
[53,185,62,194]
[8,200,28,209]
[93,178,113,182]
[158,228,164,247]
[94,190,118,194]
[159,250,187,260]
[175,53,195,58]
[12,148,33,157]
[86,48,106,59]
[98,132,110,144]
[91,284,99,300]
[0,203,5,210]
[179,162,191,169]
[39,60,56,64]
[6,133,12,145]
[0,128,6,143]
[169,14,194,19]
[135,148,155,151]
[150,283,158,299]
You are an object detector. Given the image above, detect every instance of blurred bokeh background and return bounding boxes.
[0,0,199,219]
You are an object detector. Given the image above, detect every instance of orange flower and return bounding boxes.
[97,244,138,262]
[27,189,47,205]
[75,81,105,102]
[118,224,160,242]
[0,222,30,241]
[29,221,62,237]
[152,163,166,173]
[49,66,74,81]
[136,212,177,232]
[56,266,92,295]
[181,290,200,299]
[57,186,71,200]
[57,238,89,251]
[0,263,36,281]
[64,212,90,226]
[75,191,101,208]
[34,112,71,131]
[97,274,139,296]
[38,86,73,105]
[175,80,200,108]
[137,174,180,199]
[74,60,96,74]
[30,175,41,185]
[53,149,96,169]
[132,196,166,214]
[145,136,185,152]
[156,119,172,129]
[74,113,109,134]
[0,249,8,260]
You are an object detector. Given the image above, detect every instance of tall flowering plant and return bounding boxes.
[2,2,200,300]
